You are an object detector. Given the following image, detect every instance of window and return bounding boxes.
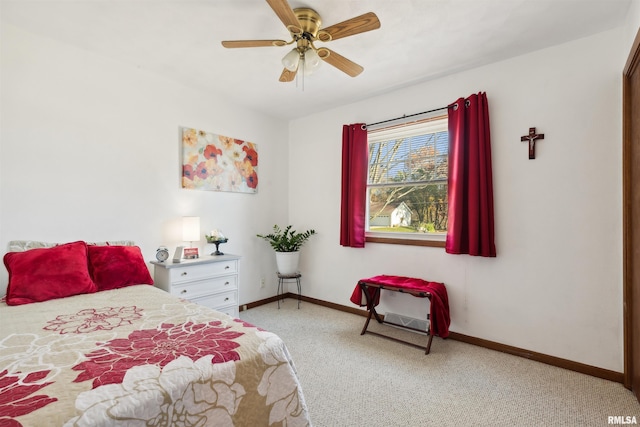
[366,115,448,245]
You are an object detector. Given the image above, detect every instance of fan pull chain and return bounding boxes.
[295,58,306,91]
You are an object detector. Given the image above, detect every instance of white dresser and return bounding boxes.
[151,254,240,317]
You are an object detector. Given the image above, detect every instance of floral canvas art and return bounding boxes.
[181,127,258,193]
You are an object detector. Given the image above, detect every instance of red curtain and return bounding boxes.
[340,124,368,248]
[446,93,496,257]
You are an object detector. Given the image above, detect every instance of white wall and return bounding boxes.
[624,0,640,53]
[0,24,289,305]
[289,27,627,371]
[2,8,639,374]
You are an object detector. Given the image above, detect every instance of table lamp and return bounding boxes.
[182,216,200,258]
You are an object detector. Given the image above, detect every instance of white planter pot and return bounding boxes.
[275,251,300,275]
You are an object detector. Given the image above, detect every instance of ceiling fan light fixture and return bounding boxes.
[222,1,381,82]
[282,48,301,71]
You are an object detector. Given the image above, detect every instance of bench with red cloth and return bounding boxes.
[350,275,450,354]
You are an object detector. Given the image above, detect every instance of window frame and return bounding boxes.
[365,114,448,247]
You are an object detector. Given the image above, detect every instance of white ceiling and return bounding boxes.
[1,0,632,120]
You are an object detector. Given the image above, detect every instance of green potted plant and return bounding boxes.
[257,225,316,274]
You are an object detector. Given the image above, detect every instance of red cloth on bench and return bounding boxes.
[350,275,451,338]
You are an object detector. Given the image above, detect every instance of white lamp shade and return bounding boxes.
[282,48,301,71]
[304,48,321,69]
[182,216,200,242]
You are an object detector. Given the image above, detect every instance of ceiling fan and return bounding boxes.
[221,0,381,82]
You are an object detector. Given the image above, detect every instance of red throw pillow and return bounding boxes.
[87,245,153,291]
[3,241,97,305]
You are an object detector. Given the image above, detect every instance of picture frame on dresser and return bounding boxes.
[172,246,185,263]
[151,254,240,317]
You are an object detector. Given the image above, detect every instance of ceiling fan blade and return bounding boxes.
[317,48,363,77]
[266,0,302,35]
[279,67,298,82]
[221,40,288,48]
[317,12,380,42]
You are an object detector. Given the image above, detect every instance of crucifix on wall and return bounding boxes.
[520,127,545,159]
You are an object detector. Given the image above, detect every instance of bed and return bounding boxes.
[0,241,311,426]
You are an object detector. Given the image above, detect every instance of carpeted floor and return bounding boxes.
[240,299,640,427]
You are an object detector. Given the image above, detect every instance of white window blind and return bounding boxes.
[366,115,449,236]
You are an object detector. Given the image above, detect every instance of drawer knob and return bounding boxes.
[224,297,230,301]
[181,272,188,276]
[181,289,187,294]
[225,265,230,270]
[224,281,230,286]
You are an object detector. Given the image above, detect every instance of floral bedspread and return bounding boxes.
[0,285,311,426]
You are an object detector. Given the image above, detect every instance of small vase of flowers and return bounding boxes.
[206,229,228,256]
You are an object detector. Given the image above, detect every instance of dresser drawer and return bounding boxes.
[152,254,241,315]
[169,260,238,283]
[192,290,237,311]
[216,304,239,318]
[172,276,237,300]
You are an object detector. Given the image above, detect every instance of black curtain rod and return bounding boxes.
[363,105,450,130]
